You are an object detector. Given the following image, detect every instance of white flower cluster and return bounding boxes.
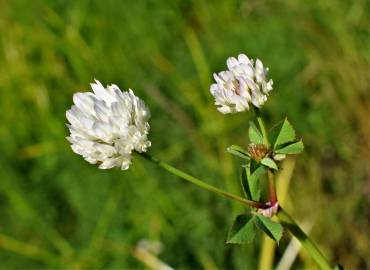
[66,80,151,170]
[210,54,273,114]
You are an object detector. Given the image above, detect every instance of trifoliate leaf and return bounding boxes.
[241,166,264,201]
[261,157,278,170]
[227,214,256,244]
[227,145,250,160]
[269,118,296,148]
[255,215,283,243]
[275,140,304,155]
[249,121,264,144]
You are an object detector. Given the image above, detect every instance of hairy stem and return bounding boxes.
[277,207,332,270]
[135,152,266,209]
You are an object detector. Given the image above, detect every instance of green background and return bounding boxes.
[0,0,369,269]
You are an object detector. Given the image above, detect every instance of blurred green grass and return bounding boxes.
[0,0,369,268]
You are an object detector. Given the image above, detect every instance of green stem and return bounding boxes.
[135,152,266,209]
[277,207,332,270]
[254,107,269,147]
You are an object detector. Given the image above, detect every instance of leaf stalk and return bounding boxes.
[135,152,266,209]
[277,207,332,270]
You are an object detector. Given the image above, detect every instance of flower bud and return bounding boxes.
[248,143,269,162]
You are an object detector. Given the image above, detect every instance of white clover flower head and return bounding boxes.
[210,54,273,114]
[66,80,151,170]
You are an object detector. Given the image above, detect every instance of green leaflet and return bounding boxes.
[228,214,284,245]
[261,157,278,170]
[269,118,296,148]
[227,214,256,244]
[275,140,304,154]
[227,145,250,160]
[249,121,264,144]
[241,166,264,201]
[255,215,283,243]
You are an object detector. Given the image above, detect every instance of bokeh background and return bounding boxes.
[0,0,369,269]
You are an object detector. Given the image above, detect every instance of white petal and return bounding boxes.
[226,57,239,69]
[91,80,107,100]
[255,59,264,73]
[213,73,223,83]
[99,157,121,169]
[238,54,251,64]
[73,92,95,114]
